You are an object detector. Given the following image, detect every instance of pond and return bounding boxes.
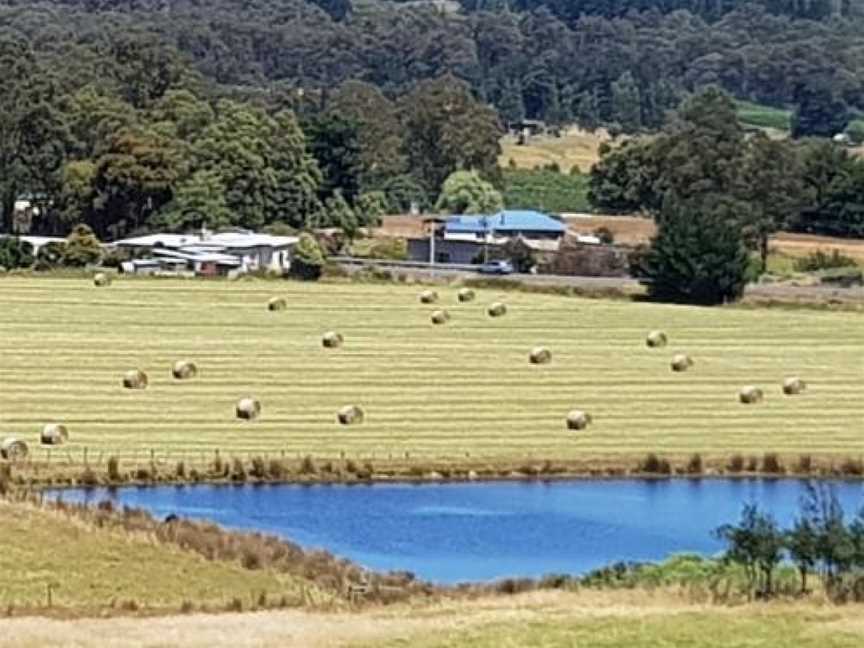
[52,479,864,584]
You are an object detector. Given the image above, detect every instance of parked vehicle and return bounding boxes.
[478,260,515,275]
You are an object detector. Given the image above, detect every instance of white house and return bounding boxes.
[112,229,298,276]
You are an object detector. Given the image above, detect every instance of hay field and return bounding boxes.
[500,127,611,174]
[0,277,862,465]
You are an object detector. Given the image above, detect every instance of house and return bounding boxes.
[444,211,567,241]
[112,229,298,276]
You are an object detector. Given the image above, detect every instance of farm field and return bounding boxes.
[1,277,862,467]
[499,127,611,174]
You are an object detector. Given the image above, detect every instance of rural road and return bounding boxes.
[336,259,864,303]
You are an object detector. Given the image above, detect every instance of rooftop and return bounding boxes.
[113,230,298,249]
[445,211,566,235]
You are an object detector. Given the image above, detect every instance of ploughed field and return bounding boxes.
[0,277,862,464]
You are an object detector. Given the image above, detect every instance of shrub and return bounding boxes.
[0,237,34,270]
[106,456,121,482]
[639,453,671,475]
[594,227,615,244]
[686,453,703,475]
[267,459,286,480]
[0,465,11,495]
[175,461,186,479]
[250,456,266,479]
[230,458,247,482]
[290,233,326,281]
[62,224,102,267]
[727,455,744,472]
[794,249,857,272]
[761,453,784,474]
[839,458,864,476]
[796,455,813,474]
[79,467,99,486]
[299,456,316,475]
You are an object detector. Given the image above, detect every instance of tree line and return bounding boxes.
[2,0,863,136]
[0,24,503,240]
[717,483,864,602]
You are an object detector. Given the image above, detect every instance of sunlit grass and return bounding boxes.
[0,277,861,465]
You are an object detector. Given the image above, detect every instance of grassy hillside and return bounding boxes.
[500,128,610,174]
[0,500,308,613]
[0,277,862,470]
[735,100,792,132]
[502,169,591,213]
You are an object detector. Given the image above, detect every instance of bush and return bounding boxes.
[794,249,857,272]
[290,233,326,281]
[0,237,34,270]
[594,227,615,244]
[761,453,784,474]
[639,453,671,475]
[62,224,102,267]
[686,453,703,475]
[727,454,744,472]
[107,456,122,482]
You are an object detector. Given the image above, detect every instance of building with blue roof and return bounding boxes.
[445,210,567,240]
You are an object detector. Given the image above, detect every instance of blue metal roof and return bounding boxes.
[445,210,566,234]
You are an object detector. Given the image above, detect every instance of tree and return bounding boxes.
[290,232,326,280]
[715,504,785,597]
[382,175,429,213]
[401,76,503,195]
[787,517,819,594]
[0,40,68,233]
[192,102,322,230]
[154,169,232,231]
[643,198,750,305]
[0,237,34,269]
[611,72,642,133]
[327,81,407,191]
[91,128,181,237]
[355,191,389,227]
[435,170,504,214]
[739,134,805,271]
[587,140,659,214]
[62,224,102,267]
[304,115,363,203]
[792,78,850,139]
[322,190,359,239]
[575,90,601,132]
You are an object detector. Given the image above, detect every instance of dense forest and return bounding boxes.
[1,0,863,242]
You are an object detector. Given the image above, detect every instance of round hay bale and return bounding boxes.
[322,331,344,348]
[122,369,148,390]
[670,354,693,372]
[431,309,450,325]
[457,288,475,303]
[646,331,668,348]
[41,424,69,446]
[337,404,365,426]
[783,376,806,396]
[487,302,507,318]
[1,437,28,461]
[93,272,112,287]
[739,386,764,404]
[419,290,438,304]
[235,398,261,421]
[529,346,552,365]
[172,360,198,380]
[268,297,287,311]
[566,410,592,431]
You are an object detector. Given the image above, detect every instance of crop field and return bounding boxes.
[0,277,862,467]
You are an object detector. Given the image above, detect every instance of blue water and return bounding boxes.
[52,479,864,584]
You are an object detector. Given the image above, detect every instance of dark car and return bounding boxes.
[478,260,515,275]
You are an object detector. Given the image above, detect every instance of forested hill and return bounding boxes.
[2,0,863,130]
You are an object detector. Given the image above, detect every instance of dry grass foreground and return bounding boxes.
[2,590,864,647]
[0,500,316,613]
[0,276,862,466]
